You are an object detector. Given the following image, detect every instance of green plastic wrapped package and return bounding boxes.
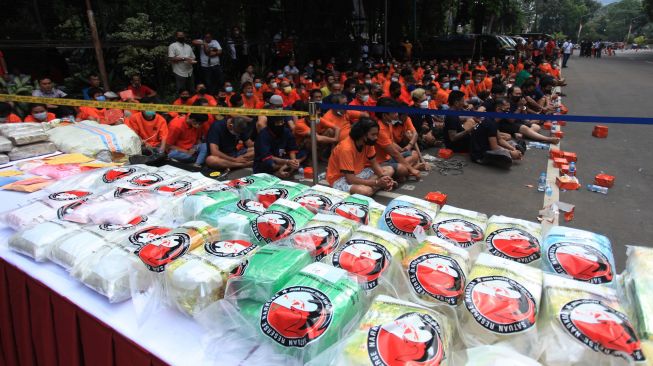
[292,184,350,213]
[258,262,364,361]
[283,213,359,261]
[459,253,542,358]
[226,173,280,197]
[249,199,315,246]
[431,205,488,258]
[367,200,387,228]
[181,183,238,220]
[328,225,410,291]
[336,295,452,366]
[402,236,471,306]
[483,215,542,266]
[331,194,371,225]
[195,190,242,226]
[540,273,646,366]
[378,195,440,239]
[623,245,653,361]
[226,244,313,304]
[257,180,309,208]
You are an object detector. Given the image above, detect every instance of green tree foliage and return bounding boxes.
[582,0,650,41]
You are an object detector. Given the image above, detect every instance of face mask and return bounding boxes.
[283,86,292,94]
[270,124,285,135]
[33,112,47,121]
[365,79,372,85]
[419,100,429,109]
[452,86,460,91]
[426,95,432,101]
[308,63,314,67]
[245,92,253,97]
[391,119,401,125]
[176,37,185,43]
[197,88,206,94]
[365,137,377,146]
[391,77,399,82]
[431,75,436,80]
[464,79,471,85]
[441,82,449,89]
[143,111,156,119]
[225,87,233,93]
[95,96,106,101]
[180,96,190,101]
[277,74,284,79]
[451,76,458,81]
[255,82,262,89]
[474,79,481,84]
[270,82,278,89]
[360,95,369,103]
[132,82,141,87]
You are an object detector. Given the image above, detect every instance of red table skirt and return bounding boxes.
[0,258,168,366]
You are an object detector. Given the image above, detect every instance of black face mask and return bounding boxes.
[391,91,401,99]
[180,96,190,101]
[197,88,206,94]
[270,124,285,135]
[511,96,521,103]
[365,138,377,146]
[176,37,186,43]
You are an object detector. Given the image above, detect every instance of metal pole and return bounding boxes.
[85,0,110,91]
[384,0,388,60]
[308,102,319,185]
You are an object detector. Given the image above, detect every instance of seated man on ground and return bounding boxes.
[166,113,209,167]
[506,86,560,144]
[327,117,395,196]
[253,116,305,178]
[374,98,421,181]
[411,88,443,149]
[0,102,23,123]
[205,116,254,170]
[470,97,523,168]
[125,110,168,153]
[292,101,340,161]
[127,75,157,100]
[24,103,56,122]
[442,90,475,153]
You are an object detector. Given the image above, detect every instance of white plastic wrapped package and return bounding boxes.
[8,221,78,261]
[44,164,153,195]
[0,201,56,230]
[292,184,349,213]
[48,230,108,270]
[539,273,646,366]
[334,295,453,366]
[249,199,315,246]
[181,183,238,220]
[542,226,615,286]
[459,253,543,358]
[113,167,184,190]
[623,245,653,359]
[282,213,358,261]
[327,225,410,292]
[401,236,471,306]
[483,215,542,265]
[377,195,439,239]
[431,205,488,257]
[46,120,142,156]
[59,193,159,225]
[452,345,543,366]
[256,180,309,208]
[83,215,157,243]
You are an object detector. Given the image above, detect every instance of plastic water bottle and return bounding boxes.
[318,172,326,181]
[551,120,558,134]
[294,167,304,180]
[545,185,553,197]
[537,173,547,192]
[587,184,608,194]
[568,162,576,177]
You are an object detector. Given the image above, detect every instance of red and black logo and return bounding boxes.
[56,199,88,220]
[136,232,191,272]
[433,219,484,248]
[547,243,613,284]
[205,240,257,258]
[113,187,147,198]
[128,226,173,247]
[261,286,333,348]
[155,180,192,195]
[292,226,340,261]
[293,194,333,212]
[229,260,249,278]
[486,228,541,264]
[99,215,148,231]
[560,299,645,362]
[251,211,296,243]
[367,312,444,366]
[384,205,432,237]
[332,202,369,225]
[464,276,537,334]
[227,177,254,188]
[332,239,391,290]
[408,254,465,305]
[48,190,92,201]
[128,173,164,187]
[102,167,136,183]
[237,199,266,214]
[199,185,235,194]
[257,188,289,208]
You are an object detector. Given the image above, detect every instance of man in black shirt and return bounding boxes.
[205,117,254,170]
[443,90,475,153]
[470,97,523,169]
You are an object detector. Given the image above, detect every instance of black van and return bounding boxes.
[421,34,515,60]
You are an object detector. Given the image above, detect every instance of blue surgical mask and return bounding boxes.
[441,82,450,89]
[245,92,253,97]
[255,82,262,89]
[225,87,233,93]
[464,79,472,85]
[452,86,460,91]
[95,96,106,101]
[33,112,48,121]
[143,111,156,119]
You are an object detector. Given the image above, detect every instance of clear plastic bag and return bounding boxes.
[0,200,56,230]
[292,184,349,213]
[226,173,280,197]
[483,215,542,266]
[452,345,543,366]
[377,195,440,239]
[539,273,645,366]
[458,253,542,359]
[542,226,615,286]
[48,230,108,270]
[8,221,79,261]
[256,180,310,208]
[331,194,371,225]
[431,205,488,258]
[623,245,653,359]
[181,183,238,221]
[44,164,153,195]
[280,213,359,262]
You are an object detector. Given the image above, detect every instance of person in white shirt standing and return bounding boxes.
[192,32,223,95]
[168,31,197,93]
[562,39,573,68]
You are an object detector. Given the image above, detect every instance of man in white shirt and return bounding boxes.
[192,32,223,95]
[168,31,197,92]
[562,39,573,68]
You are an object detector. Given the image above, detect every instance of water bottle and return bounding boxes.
[551,120,558,134]
[545,185,553,197]
[295,167,305,180]
[568,162,576,177]
[318,172,326,181]
[587,184,608,194]
[537,173,547,192]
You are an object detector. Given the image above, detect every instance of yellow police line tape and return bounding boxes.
[0,94,309,117]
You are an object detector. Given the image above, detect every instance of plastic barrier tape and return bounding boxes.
[0,94,309,117]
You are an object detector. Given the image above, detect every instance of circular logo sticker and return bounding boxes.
[384,206,432,237]
[332,239,391,290]
[433,219,484,248]
[137,232,191,272]
[261,286,333,348]
[204,240,257,257]
[560,299,645,362]
[229,260,249,278]
[227,177,254,188]
[48,190,92,201]
[486,228,541,264]
[547,243,613,284]
[464,276,537,334]
[99,215,148,231]
[155,180,192,195]
[56,199,88,220]
[128,173,164,187]
[237,199,266,214]
[257,188,289,208]
[102,167,136,183]
[292,226,340,261]
[408,254,466,305]
[293,194,333,211]
[251,211,296,243]
[332,202,369,224]
[113,187,147,198]
[367,312,445,366]
[128,226,173,247]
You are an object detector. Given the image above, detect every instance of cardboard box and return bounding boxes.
[595,173,615,188]
[563,152,577,163]
[559,164,570,175]
[425,191,447,206]
[303,167,314,180]
[549,147,564,159]
[553,157,568,168]
[592,125,608,138]
[553,130,564,139]
[556,176,580,190]
[543,122,552,130]
[438,148,453,159]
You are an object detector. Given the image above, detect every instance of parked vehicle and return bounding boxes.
[421,34,515,60]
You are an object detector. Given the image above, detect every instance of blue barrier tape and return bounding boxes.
[320,103,653,125]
